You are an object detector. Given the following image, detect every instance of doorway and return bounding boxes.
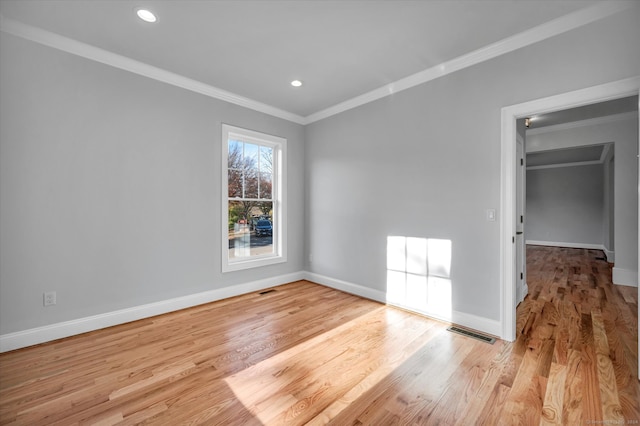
[499,76,640,343]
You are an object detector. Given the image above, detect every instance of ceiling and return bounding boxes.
[0,0,616,121]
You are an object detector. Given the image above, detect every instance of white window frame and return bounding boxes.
[221,124,287,272]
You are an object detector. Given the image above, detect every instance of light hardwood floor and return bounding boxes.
[0,246,638,425]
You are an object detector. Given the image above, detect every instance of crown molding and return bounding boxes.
[303,1,635,124]
[1,1,634,126]
[526,139,616,170]
[526,111,637,136]
[0,14,306,125]
[526,159,602,171]
[599,142,612,163]
[526,139,615,170]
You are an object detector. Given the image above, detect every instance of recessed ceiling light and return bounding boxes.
[136,8,157,23]
[291,80,302,87]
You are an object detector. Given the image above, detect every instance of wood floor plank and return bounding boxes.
[1,248,638,425]
[474,382,511,425]
[320,323,445,425]
[420,341,499,424]
[581,312,604,423]
[457,339,511,423]
[561,349,584,425]
[592,309,625,422]
[540,362,568,425]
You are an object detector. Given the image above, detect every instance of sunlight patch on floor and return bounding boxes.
[222,304,435,424]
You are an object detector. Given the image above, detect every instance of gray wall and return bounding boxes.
[526,164,605,246]
[304,9,640,322]
[0,34,305,334]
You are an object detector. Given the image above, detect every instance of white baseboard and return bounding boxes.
[0,269,525,352]
[304,271,387,302]
[604,249,615,263]
[612,267,638,287]
[526,240,605,251]
[304,271,502,339]
[0,272,305,353]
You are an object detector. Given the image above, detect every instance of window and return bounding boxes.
[222,124,286,272]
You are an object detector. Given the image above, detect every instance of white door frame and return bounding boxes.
[515,133,527,306]
[499,76,640,342]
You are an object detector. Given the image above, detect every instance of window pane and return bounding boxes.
[244,173,259,198]
[259,172,272,199]
[228,200,251,259]
[228,169,243,198]
[256,201,273,220]
[252,201,274,257]
[228,200,250,230]
[260,146,273,174]
[228,200,274,260]
[228,140,243,169]
[244,143,259,168]
[242,143,259,198]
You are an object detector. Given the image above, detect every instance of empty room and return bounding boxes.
[0,1,638,424]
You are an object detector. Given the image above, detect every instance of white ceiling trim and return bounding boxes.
[527,159,603,171]
[526,111,637,136]
[0,1,634,126]
[0,14,307,125]
[304,1,634,124]
[599,143,612,163]
[526,142,613,170]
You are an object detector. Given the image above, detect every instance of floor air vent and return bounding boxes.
[259,289,276,295]
[447,326,496,344]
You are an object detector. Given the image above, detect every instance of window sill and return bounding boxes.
[222,254,287,273]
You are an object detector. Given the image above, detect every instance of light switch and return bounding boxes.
[487,209,496,221]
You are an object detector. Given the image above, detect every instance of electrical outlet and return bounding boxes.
[43,291,56,306]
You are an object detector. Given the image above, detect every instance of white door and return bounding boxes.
[516,134,527,305]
